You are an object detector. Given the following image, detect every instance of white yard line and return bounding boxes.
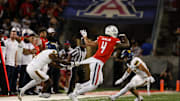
[0,91,178,101]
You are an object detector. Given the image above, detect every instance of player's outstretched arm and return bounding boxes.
[49,62,62,69]
[115,67,131,85]
[138,63,155,83]
[83,37,98,47]
[80,29,98,47]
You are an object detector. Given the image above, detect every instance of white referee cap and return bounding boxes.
[47,27,55,33]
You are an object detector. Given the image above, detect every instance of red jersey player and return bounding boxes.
[69,25,130,101]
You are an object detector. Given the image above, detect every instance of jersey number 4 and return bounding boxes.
[101,41,107,53]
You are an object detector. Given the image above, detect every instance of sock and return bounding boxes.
[76,84,96,95]
[111,86,129,99]
[79,81,91,88]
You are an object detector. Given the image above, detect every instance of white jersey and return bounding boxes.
[21,41,35,65]
[5,39,18,66]
[128,57,149,78]
[28,49,57,70]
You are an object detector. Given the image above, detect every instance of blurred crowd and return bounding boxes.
[0,0,68,37]
[0,0,78,95]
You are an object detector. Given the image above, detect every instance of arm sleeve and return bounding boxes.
[121,71,130,81]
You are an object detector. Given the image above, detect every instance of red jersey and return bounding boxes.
[40,37,48,49]
[93,36,120,63]
[33,45,40,55]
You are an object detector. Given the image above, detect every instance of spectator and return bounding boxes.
[39,28,48,51]
[141,39,153,56]
[22,16,31,29]
[0,28,6,58]
[7,0,18,17]
[11,17,21,28]
[59,69,71,92]
[32,36,40,55]
[130,39,142,57]
[58,40,73,92]
[49,17,59,29]
[2,18,11,36]
[20,0,33,17]
[0,3,4,19]
[30,11,38,32]
[19,34,37,95]
[45,27,60,94]
[5,27,19,95]
[59,40,73,61]
[160,61,173,90]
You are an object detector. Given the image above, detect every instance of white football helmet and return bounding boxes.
[105,25,118,38]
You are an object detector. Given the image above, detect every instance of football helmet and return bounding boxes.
[105,25,118,38]
[121,50,134,61]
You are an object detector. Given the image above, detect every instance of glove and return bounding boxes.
[71,61,80,67]
[146,76,155,83]
[80,30,87,37]
[115,78,123,85]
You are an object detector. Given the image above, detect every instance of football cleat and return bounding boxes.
[69,93,78,101]
[134,96,143,101]
[108,96,115,101]
[17,88,24,101]
[39,93,51,98]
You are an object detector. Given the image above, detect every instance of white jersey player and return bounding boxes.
[110,50,155,101]
[18,49,63,101]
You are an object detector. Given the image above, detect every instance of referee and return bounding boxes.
[67,38,87,94]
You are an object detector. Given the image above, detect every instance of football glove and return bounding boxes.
[146,76,155,83]
[71,61,80,67]
[115,78,123,85]
[80,29,87,37]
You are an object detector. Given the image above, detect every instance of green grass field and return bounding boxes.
[52,92,180,101]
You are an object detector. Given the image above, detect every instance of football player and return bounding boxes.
[109,50,155,101]
[18,49,66,101]
[68,25,130,101]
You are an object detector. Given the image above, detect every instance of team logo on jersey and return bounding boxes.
[77,0,143,18]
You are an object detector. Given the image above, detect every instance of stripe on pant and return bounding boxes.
[94,64,101,86]
[92,63,98,85]
[35,70,45,80]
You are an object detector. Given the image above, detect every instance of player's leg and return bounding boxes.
[67,67,77,94]
[110,75,143,100]
[19,69,49,96]
[69,60,103,101]
[130,75,145,101]
[110,83,130,100]
[20,80,41,95]
[39,78,52,98]
[73,57,94,66]
[130,88,143,101]
[32,69,52,98]
[75,61,103,95]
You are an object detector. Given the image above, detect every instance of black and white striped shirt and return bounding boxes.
[69,46,87,62]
